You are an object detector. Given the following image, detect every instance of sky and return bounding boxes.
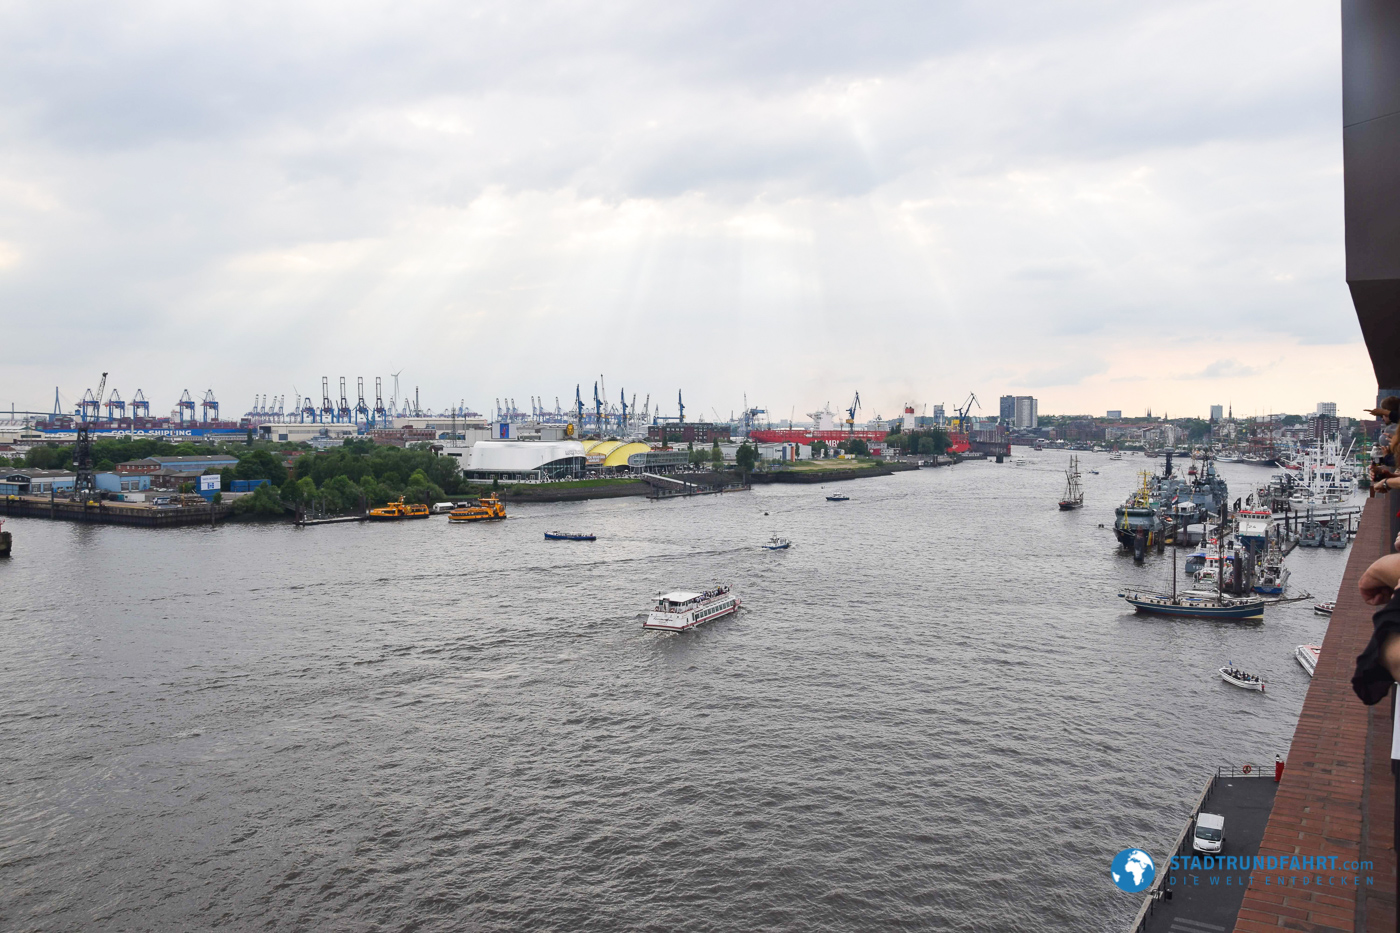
[0,1,1376,424]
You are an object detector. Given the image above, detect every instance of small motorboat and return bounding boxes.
[545,531,596,541]
[1313,601,1335,616]
[762,535,791,550]
[1088,470,1100,475]
[1219,666,1265,692]
[1295,644,1320,677]
[826,494,850,502]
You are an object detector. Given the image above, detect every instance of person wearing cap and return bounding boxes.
[1368,396,1400,484]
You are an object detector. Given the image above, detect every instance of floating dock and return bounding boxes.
[0,494,229,527]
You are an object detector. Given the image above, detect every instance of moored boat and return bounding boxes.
[545,531,596,541]
[1295,644,1320,677]
[643,586,741,631]
[1219,666,1265,692]
[405,503,430,519]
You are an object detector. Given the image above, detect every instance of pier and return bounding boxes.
[1130,768,1279,933]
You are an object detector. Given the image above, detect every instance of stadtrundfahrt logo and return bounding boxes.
[1111,849,1156,893]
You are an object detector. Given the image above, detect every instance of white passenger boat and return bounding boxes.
[1295,644,1320,677]
[1219,666,1265,692]
[1314,601,1335,616]
[762,535,791,550]
[643,586,741,632]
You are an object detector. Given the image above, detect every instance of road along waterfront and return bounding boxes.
[0,452,1343,931]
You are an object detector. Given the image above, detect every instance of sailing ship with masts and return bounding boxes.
[1059,456,1084,510]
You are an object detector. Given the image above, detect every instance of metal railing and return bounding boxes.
[1125,764,1278,933]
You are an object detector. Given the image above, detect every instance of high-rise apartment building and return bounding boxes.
[999,395,1016,425]
[1014,396,1038,430]
[1210,404,1223,421]
[1317,402,1337,417]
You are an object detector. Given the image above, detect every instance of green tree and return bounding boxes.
[232,482,285,517]
[811,439,829,458]
[711,441,723,466]
[735,442,757,483]
[849,438,870,457]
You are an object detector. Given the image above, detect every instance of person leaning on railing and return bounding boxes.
[1352,538,1400,703]
[1368,397,1400,482]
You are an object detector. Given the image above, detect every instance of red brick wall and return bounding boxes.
[1234,497,1397,932]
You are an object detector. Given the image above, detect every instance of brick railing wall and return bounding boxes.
[1234,496,1398,932]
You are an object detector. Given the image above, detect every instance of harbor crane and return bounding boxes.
[845,391,861,436]
[593,382,603,435]
[677,389,685,424]
[575,385,585,430]
[337,378,352,423]
[356,377,370,424]
[131,389,150,419]
[201,389,219,422]
[320,377,335,423]
[72,372,106,502]
[620,390,628,435]
[374,378,387,425]
[105,388,125,421]
[741,394,766,436]
[177,389,196,424]
[953,392,981,432]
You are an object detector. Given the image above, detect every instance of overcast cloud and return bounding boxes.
[0,1,1370,422]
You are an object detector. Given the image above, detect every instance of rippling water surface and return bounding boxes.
[0,455,1348,931]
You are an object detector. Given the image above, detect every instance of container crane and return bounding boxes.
[337,378,352,423]
[593,382,602,435]
[620,390,628,435]
[355,377,370,424]
[201,389,219,422]
[319,377,335,423]
[105,388,125,421]
[845,391,861,436]
[374,378,387,425]
[177,389,196,423]
[131,389,150,419]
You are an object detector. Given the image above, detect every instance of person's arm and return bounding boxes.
[1352,555,1400,703]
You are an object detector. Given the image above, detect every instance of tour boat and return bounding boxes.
[449,495,507,523]
[545,531,595,541]
[1219,666,1265,692]
[826,493,849,502]
[1313,601,1335,615]
[762,535,791,550]
[643,586,741,632]
[1295,644,1320,677]
[405,503,430,519]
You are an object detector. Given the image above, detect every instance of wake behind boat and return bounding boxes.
[644,586,741,632]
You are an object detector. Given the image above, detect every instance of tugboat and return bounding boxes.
[449,495,507,523]
[762,535,791,550]
[545,531,596,541]
[1219,665,1266,692]
[643,586,741,632]
[1059,456,1084,510]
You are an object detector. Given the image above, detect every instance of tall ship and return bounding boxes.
[1059,456,1084,510]
[643,586,741,632]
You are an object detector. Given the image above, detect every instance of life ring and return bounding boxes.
[1242,764,1252,774]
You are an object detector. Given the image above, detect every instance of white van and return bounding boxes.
[1192,812,1225,854]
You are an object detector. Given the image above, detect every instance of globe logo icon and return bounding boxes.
[1110,848,1155,893]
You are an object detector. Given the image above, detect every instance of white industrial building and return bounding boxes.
[453,439,588,481]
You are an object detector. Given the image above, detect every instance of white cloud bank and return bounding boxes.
[0,0,1371,421]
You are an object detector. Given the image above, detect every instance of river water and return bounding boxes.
[0,454,1349,931]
